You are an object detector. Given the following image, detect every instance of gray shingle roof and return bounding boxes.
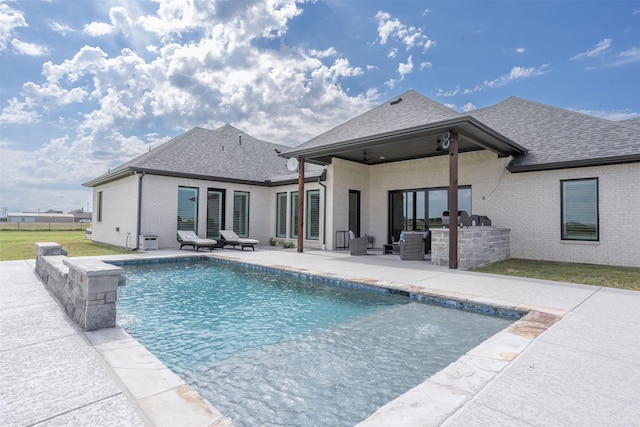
[84,125,323,187]
[618,117,640,131]
[469,97,640,171]
[286,89,460,153]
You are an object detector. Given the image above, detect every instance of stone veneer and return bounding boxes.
[35,242,125,331]
[431,227,510,269]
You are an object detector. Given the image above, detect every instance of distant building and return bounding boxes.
[68,208,92,222]
[8,212,74,223]
[7,208,92,223]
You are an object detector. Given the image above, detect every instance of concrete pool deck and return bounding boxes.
[1,248,639,426]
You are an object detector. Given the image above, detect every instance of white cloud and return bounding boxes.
[435,86,460,97]
[570,38,612,60]
[422,39,435,52]
[109,7,134,34]
[461,102,476,112]
[0,2,27,51]
[601,47,640,68]
[139,0,302,42]
[2,0,379,209]
[375,11,397,45]
[84,6,133,37]
[435,64,551,98]
[419,61,432,71]
[483,64,551,88]
[387,47,397,58]
[84,21,114,36]
[398,55,413,79]
[441,102,476,113]
[375,10,434,51]
[49,21,75,35]
[516,47,525,53]
[11,38,48,56]
[0,97,39,124]
[309,47,337,58]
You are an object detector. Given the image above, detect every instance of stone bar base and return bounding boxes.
[35,242,125,331]
[431,227,510,269]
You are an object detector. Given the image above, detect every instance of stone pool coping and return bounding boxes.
[102,252,564,426]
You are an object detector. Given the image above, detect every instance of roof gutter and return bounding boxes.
[281,116,527,161]
[508,154,640,173]
[84,167,326,188]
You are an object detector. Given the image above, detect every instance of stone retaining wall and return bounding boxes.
[431,227,510,269]
[35,242,125,331]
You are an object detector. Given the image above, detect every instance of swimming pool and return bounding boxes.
[116,260,514,426]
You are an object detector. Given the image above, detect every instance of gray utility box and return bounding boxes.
[138,235,158,250]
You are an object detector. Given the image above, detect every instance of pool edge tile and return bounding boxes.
[137,384,231,427]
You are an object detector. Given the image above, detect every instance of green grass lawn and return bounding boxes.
[0,230,131,261]
[474,258,640,291]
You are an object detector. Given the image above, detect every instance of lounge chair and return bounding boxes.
[349,230,368,256]
[176,230,217,252]
[219,230,259,251]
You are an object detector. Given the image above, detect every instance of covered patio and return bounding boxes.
[282,91,527,268]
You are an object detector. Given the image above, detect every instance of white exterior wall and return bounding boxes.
[91,175,139,249]
[325,158,371,249]
[140,175,275,249]
[92,174,325,251]
[327,151,640,267]
[487,161,640,267]
[264,180,325,250]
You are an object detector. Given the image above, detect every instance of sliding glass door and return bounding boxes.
[389,186,471,243]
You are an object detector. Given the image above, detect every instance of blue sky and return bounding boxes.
[1,0,639,214]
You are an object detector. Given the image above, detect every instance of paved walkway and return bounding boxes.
[1,248,639,426]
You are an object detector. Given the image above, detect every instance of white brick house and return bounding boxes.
[84,90,640,268]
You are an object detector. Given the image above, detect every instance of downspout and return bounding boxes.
[318,176,327,250]
[135,170,145,250]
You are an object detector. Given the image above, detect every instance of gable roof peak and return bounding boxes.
[289,89,460,152]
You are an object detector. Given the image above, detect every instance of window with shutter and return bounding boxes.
[207,189,225,239]
[290,191,298,238]
[233,191,250,237]
[306,190,320,240]
[276,192,287,237]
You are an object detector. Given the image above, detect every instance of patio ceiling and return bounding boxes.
[285,116,527,166]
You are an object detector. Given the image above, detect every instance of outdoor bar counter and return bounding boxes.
[430,226,510,269]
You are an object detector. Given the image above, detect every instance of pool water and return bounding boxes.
[117,261,513,426]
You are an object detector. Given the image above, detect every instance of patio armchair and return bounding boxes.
[400,232,425,260]
[348,230,368,256]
